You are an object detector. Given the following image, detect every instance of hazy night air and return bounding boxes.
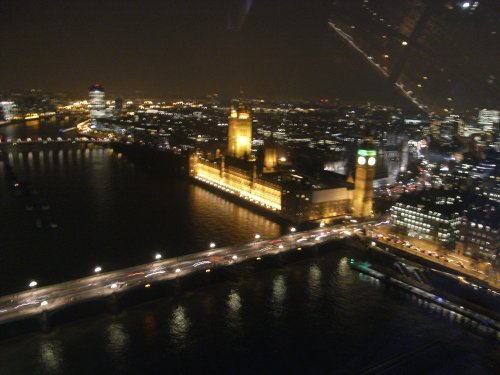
[0,0,408,104]
[0,1,499,374]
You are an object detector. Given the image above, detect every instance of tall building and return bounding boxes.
[190,99,376,223]
[263,135,278,173]
[88,83,106,124]
[390,189,463,248]
[0,101,16,121]
[352,137,376,218]
[227,100,252,159]
[478,109,499,133]
[113,97,123,119]
[462,199,500,264]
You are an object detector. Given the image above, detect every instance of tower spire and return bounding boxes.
[352,128,376,218]
[227,97,252,159]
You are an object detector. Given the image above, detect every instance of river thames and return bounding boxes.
[0,120,498,374]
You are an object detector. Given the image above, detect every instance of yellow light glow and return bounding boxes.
[194,175,281,210]
[237,135,249,146]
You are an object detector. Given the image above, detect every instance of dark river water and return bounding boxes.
[0,120,498,374]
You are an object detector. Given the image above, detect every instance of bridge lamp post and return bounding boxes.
[319,221,325,228]
[209,242,216,249]
[28,280,38,288]
[40,300,48,310]
[154,253,162,261]
[290,227,296,233]
[254,234,261,240]
[94,266,102,274]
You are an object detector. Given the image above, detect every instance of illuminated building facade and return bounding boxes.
[190,153,282,210]
[352,137,376,218]
[390,190,463,248]
[227,101,252,159]
[190,100,375,223]
[88,83,106,124]
[0,101,16,121]
[263,136,278,173]
[478,109,499,133]
[281,173,353,222]
[462,201,500,264]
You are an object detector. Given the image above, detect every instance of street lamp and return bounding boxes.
[290,227,296,233]
[40,300,48,307]
[209,242,216,249]
[255,234,261,240]
[28,280,38,288]
[155,253,162,260]
[94,266,102,274]
[319,221,325,228]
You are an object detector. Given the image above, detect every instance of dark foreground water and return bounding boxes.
[0,121,498,374]
[0,121,281,294]
[0,251,498,374]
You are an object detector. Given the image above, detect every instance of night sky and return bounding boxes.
[0,0,407,104]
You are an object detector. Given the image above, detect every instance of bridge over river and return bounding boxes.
[0,223,365,328]
[0,136,112,151]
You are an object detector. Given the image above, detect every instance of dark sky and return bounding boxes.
[0,0,408,104]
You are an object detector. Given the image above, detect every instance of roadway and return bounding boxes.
[367,226,500,291]
[0,223,365,325]
[0,136,111,147]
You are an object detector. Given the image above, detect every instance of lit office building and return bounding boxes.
[390,190,463,248]
[462,200,500,264]
[88,83,106,124]
[478,109,499,133]
[477,166,500,203]
[0,101,16,121]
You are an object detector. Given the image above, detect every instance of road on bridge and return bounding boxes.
[0,223,366,325]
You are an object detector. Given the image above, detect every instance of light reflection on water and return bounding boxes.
[143,314,159,339]
[0,123,496,374]
[357,273,496,336]
[106,322,129,355]
[271,275,287,317]
[0,140,282,293]
[227,288,243,331]
[308,265,321,291]
[170,305,191,349]
[0,250,496,374]
[38,339,63,374]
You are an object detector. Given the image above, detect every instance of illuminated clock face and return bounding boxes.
[368,156,376,166]
[357,156,366,165]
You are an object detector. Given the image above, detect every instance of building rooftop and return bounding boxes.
[89,83,104,92]
[394,189,464,216]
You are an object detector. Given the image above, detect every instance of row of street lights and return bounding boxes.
[27,224,325,290]
[28,252,165,289]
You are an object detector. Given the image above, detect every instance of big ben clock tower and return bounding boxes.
[353,136,376,218]
[227,100,252,159]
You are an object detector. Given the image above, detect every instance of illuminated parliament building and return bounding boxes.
[190,100,376,223]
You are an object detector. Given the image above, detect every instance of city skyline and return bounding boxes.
[0,1,499,373]
[0,0,414,106]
